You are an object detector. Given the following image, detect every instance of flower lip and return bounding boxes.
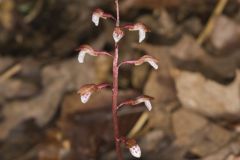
[129,144,141,158]
[125,139,141,158]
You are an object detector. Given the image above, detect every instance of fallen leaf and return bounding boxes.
[173,69,240,119]
[210,16,240,54]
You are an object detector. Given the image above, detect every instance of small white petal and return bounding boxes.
[113,32,122,43]
[148,60,158,69]
[129,145,141,158]
[81,92,91,103]
[139,29,146,43]
[144,100,152,111]
[78,51,86,63]
[92,14,100,26]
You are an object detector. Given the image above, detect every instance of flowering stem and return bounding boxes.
[115,0,120,27]
[112,0,123,160]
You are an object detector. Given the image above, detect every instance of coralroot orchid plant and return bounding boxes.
[76,0,158,159]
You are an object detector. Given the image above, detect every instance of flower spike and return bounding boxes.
[76,45,112,63]
[77,83,111,103]
[118,95,154,111]
[123,23,150,43]
[113,27,124,43]
[92,8,115,26]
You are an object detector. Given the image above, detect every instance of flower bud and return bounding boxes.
[113,27,124,43]
[81,92,92,104]
[124,23,150,43]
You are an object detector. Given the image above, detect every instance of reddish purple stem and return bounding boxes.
[111,0,124,160]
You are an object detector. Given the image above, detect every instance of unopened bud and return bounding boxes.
[113,27,124,43]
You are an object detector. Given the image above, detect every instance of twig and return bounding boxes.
[127,112,149,138]
[24,0,44,23]
[0,64,21,83]
[197,0,229,45]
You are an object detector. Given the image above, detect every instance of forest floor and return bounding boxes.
[0,0,240,159]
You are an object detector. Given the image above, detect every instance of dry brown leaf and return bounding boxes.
[210,16,240,54]
[173,69,240,119]
[0,79,38,100]
[0,58,97,139]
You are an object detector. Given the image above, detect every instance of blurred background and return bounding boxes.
[0,0,240,159]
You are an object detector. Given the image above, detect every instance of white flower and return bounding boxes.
[124,23,149,43]
[78,51,86,63]
[113,27,124,43]
[77,83,110,104]
[135,55,158,70]
[118,95,153,111]
[92,9,114,27]
[92,13,100,26]
[147,60,158,70]
[144,100,152,111]
[80,92,91,103]
[129,144,141,158]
